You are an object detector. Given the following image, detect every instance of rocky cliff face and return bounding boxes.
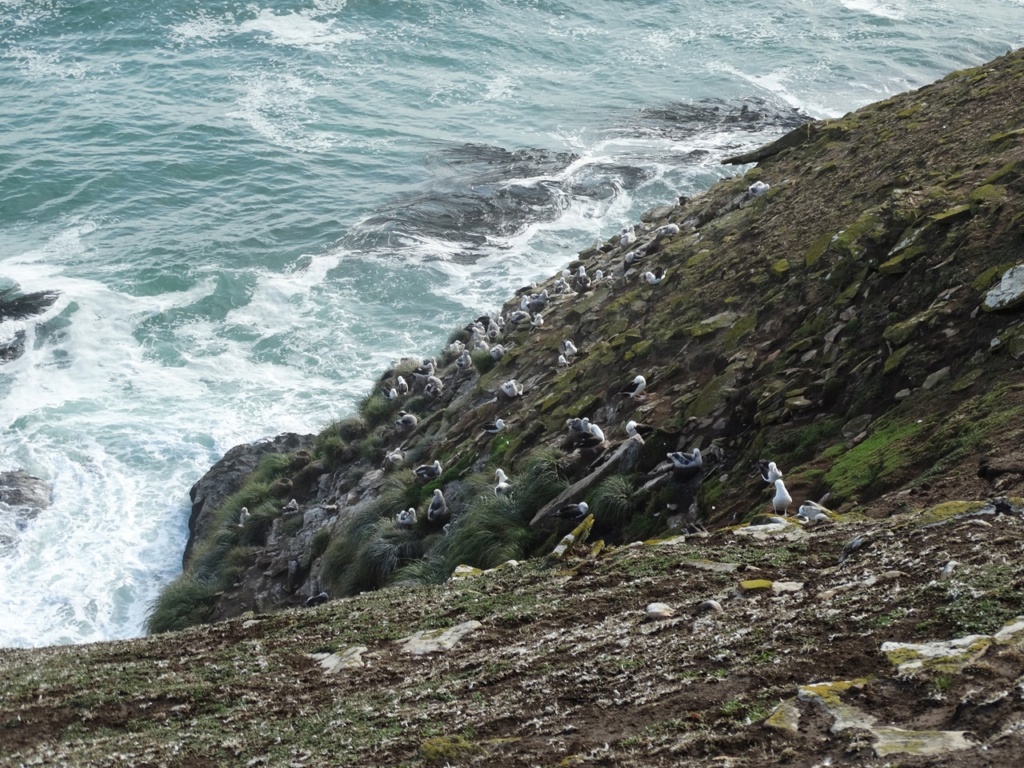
[3,48,1024,768]
[166,48,1024,628]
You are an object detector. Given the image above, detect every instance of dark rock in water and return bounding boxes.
[0,470,51,546]
[184,432,315,567]
[0,287,60,364]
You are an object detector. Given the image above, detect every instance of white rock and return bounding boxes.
[645,602,675,620]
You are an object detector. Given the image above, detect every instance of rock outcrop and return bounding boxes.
[0,470,50,546]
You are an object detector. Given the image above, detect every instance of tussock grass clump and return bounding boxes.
[472,349,496,375]
[315,434,348,469]
[358,434,385,464]
[145,575,218,635]
[589,474,646,531]
[359,392,400,429]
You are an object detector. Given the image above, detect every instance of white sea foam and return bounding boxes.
[841,0,907,21]
[168,10,234,45]
[228,71,336,152]
[239,9,364,51]
[5,44,87,79]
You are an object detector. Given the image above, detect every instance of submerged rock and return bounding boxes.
[0,470,51,546]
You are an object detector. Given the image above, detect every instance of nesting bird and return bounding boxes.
[396,376,409,395]
[384,449,405,469]
[620,226,636,246]
[500,379,524,398]
[424,375,444,398]
[772,478,793,515]
[573,265,591,290]
[748,180,770,197]
[396,508,417,528]
[237,507,250,528]
[667,448,702,480]
[414,459,443,483]
[561,339,578,358]
[456,348,472,371]
[494,468,512,496]
[384,386,399,400]
[395,411,418,430]
[427,489,449,522]
[625,420,654,442]
[654,222,680,238]
[489,344,506,361]
[643,267,666,285]
[554,500,589,520]
[482,418,505,434]
[557,353,570,367]
[531,313,544,330]
[796,500,831,524]
[620,374,647,399]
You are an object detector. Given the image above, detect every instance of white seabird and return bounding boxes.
[414,459,443,482]
[396,508,417,527]
[620,374,647,399]
[620,226,636,246]
[508,309,531,325]
[574,266,591,290]
[500,379,523,398]
[557,354,570,367]
[760,461,783,483]
[531,313,544,329]
[643,267,666,285]
[796,500,831,524]
[237,507,250,528]
[588,422,605,443]
[772,478,793,515]
[748,180,770,197]
[561,339,578,358]
[456,349,472,370]
[494,469,512,496]
[427,489,449,522]
[490,344,506,361]
[396,411,418,430]
[625,420,654,442]
[424,375,444,398]
[384,449,404,469]
[396,376,409,395]
[654,223,680,238]
[384,387,399,400]
[482,418,505,434]
[667,448,702,480]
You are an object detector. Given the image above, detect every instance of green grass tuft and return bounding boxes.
[145,575,218,635]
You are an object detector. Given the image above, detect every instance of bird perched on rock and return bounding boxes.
[526,289,548,314]
[396,508,417,527]
[772,478,793,515]
[654,222,680,239]
[427,489,449,522]
[667,448,702,480]
[500,379,523,398]
[494,469,512,496]
[645,602,675,620]
[305,592,329,607]
[396,411,418,430]
[620,374,647,399]
[482,418,505,434]
[839,533,872,564]
[620,226,636,246]
[554,500,589,520]
[561,339,578,358]
[489,344,506,361]
[507,309,531,325]
[456,348,472,371]
[748,180,770,197]
[587,422,605,443]
[557,353,570,367]
[625,420,654,442]
[384,386,399,400]
[396,376,409,395]
[237,507,250,528]
[414,459,443,483]
[759,460,783,483]
[573,266,591,290]
[566,417,590,439]
[531,313,544,330]
[642,267,666,285]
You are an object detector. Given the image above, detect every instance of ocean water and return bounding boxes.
[1,0,1022,648]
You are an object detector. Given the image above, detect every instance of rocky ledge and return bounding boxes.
[3,48,1024,768]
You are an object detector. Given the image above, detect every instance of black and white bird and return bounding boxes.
[456,348,472,371]
[500,379,523,398]
[574,265,591,290]
[427,489,449,522]
[587,422,606,443]
[412,358,435,377]
[620,374,647,399]
[527,289,549,314]
[554,500,589,520]
[625,420,655,442]
[531,313,544,330]
[396,411,418,430]
[667,448,702,480]
[414,459,443,482]
[384,449,405,469]
[796,500,831,524]
[384,386,399,400]
[561,339,578,358]
[494,469,512,496]
[620,226,636,246]
[237,507,250,528]
[396,376,409,395]
[759,460,783,484]
[557,354,570,367]
[482,418,505,434]
[772,478,793,515]
[567,417,591,439]
[643,267,666,285]
[396,508,417,527]
[306,591,329,607]
[654,222,680,239]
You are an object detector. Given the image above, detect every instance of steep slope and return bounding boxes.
[4,48,1024,768]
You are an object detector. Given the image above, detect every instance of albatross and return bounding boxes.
[666,448,702,480]
[772,478,793,515]
[427,489,449,522]
[620,374,647,399]
[414,459,443,482]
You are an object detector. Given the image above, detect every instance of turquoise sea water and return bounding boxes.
[1,0,1022,647]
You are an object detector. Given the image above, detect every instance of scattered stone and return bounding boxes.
[842,413,872,438]
[895,388,912,400]
[764,698,801,733]
[450,564,484,580]
[310,646,369,673]
[922,366,951,390]
[739,579,774,594]
[645,602,675,620]
[771,581,804,595]
[982,264,1024,311]
[696,599,724,615]
[399,620,483,656]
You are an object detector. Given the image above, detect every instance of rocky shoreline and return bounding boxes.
[3,48,1024,768]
